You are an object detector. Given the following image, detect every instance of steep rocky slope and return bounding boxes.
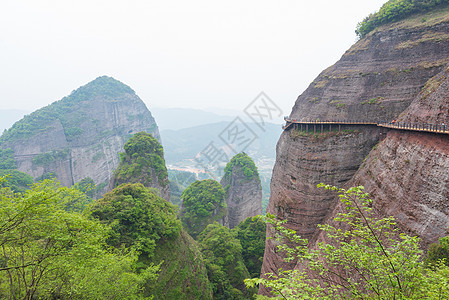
[262,7,449,283]
[0,76,159,194]
[348,64,449,248]
[220,153,262,229]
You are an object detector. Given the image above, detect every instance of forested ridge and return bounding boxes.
[356,0,449,38]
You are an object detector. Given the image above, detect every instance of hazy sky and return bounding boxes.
[1,0,386,116]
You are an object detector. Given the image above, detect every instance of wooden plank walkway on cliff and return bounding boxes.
[282,118,449,135]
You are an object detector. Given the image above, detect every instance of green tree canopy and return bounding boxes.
[0,169,33,193]
[198,222,255,300]
[233,216,266,278]
[0,148,16,170]
[0,177,157,299]
[180,179,227,238]
[427,236,449,266]
[223,152,260,183]
[89,183,181,258]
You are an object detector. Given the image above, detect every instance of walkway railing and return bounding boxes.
[377,121,448,134]
[282,117,449,135]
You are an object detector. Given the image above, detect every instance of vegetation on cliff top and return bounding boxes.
[0,177,157,299]
[113,131,169,188]
[180,179,227,238]
[0,76,134,143]
[223,152,260,184]
[356,0,449,38]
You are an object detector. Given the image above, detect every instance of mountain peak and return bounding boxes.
[67,76,135,102]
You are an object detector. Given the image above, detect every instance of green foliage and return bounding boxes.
[90,183,181,258]
[147,229,213,300]
[0,176,157,299]
[180,179,227,238]
[427,236,449,266]
[0,148,16,169]
[356,0,449,38]
[0,76,135,143]
[0,169,34,193]
[198,222,255,299]
[246,185,449,299]
[114,132,169,188]
[34,172,57,182]
[233,216,267,278]
[90,183,212,299]
[73,177,97,201]
[223,152,260,183]
[32,148,70,166]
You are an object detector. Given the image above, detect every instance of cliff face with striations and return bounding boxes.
[220,153,262,229]
[262,7,449,286]
[0,76,160,195]
[348,64,449,248]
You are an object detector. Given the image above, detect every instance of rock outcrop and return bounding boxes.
[261,6,449,289]
[220,153,262,229]
[0,76,160,195]
[109,131,170,200]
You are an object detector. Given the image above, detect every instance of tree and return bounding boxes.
[356,0,449,38]
[0,176,157,299]
[89,183,213,299]
[246,184,449,299]
[198,222,255,300]
[89,183,181,259]
[426,236,449,266]
[0,169,33,193]
[233,216,266,278]
[0,148,16,170]
[180,179,227,238]
[223,152,260,183]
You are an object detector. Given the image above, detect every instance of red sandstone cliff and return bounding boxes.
[261,7,449,291]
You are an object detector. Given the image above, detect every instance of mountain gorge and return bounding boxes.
[262,4,449,286]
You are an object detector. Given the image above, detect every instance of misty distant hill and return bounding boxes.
[160,121,282,164]
[150,107,238,130]
[0,110,29,133]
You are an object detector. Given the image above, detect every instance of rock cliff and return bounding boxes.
[349,64,449,248]
[262,6,449,287]
[220,153,262,229]
[0,76,160,195]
